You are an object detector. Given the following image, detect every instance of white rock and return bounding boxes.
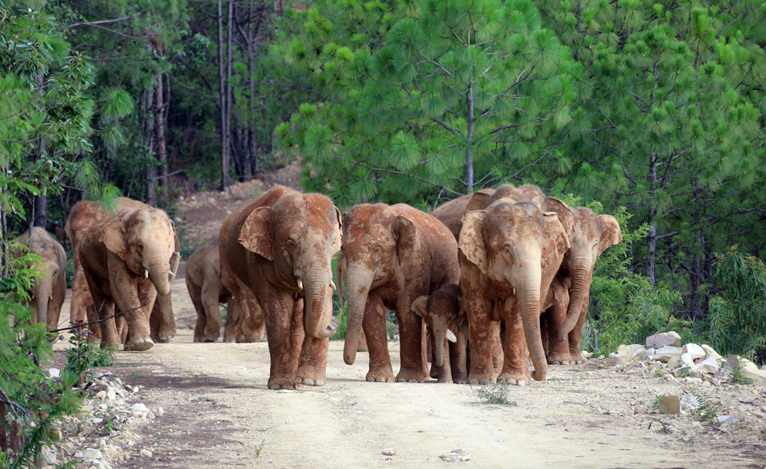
[49,368,60,378]
[92,418,103,424]
[701,344,722,360]
[683,343,705,359]
[654,345,683,357]
[82,449,103,460]
[42,449,57,464]
[696,356,719,373]
[718,415,734,425]
[157,407,164,417]
[140,449,153,458]
[681,353,694,366]
[381,448,396,456]
[95,391,106,400]
[131,403,149,412]
[646,331,682,348]
[106,389,117,400]
[604,354,632,368]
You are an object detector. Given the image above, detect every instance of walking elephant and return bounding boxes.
[410,284,469,383]
[340,203,460,383]
[459,198,570,385]
[12,228,67,331]
[185,238,265,343]
[79,205,180,350]
[65,198,179,343]
[219,186,341,389]
[542,201,623,365]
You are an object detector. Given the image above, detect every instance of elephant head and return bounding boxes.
[411,283,463,367]
[238,193,342,339]
[546,200,623,341]
[100,208,178,296]
[340,204,420,366]
[459,200,570,381]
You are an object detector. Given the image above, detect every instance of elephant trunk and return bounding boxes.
[433,328,446,368]
[343,267,373,365]
[34,282,51,329]
[148,259,171,296]
[558,257,591,341]
[518,266,546,382]
[302,268,336,339]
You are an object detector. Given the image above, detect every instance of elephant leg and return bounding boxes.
[567,291,589,364]
[223,297,238,342]
[112,277,155,351]
[241,293,265,342]
[451,321,469,384]
[498,300,532,386]
[490,321,504,375]
[395,304,427,383]
[262,291,301,389]
[149,306,161,343]
[118,317,129,344]
[201,284,223,342]
[48,276,66,333]
[296,292,330,386]
[357,328,368,352]
[188,280,206,342]
[545,300,573,365]
[152,291,176,343]
[462,266,496,385]
[363,292,394,382]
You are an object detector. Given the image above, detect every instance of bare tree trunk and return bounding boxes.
[33,72,48,229]
[226,0,235,186]
[155,74,168,205]
[218,0,229,192]
[646,153,657,288]
[247,0,259,177]
[144,89,156,206]
[465,81,475,193]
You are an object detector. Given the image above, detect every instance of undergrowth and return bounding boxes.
[474,379,517,406]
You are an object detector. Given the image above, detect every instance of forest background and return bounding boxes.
[2,0,766,363]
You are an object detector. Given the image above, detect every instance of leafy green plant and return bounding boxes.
[655,369,664,378]
[331,304,347,340]
[729,357,754,385]
[101,417,115,436]
[652,395,661,410]
[0,243,43,302]
[474,379,517,406]
[64,324,114,387]
[692,391,723,422]
[675,367,694,378]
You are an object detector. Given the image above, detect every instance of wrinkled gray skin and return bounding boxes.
[12,228,67,331]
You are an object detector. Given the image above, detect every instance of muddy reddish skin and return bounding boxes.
[185,238,264,344]
[12,227,67,331]
[542,201,623,366]
[79,205,177,351]
[341,203,460,383]
[220,186,341,390]
[66,198,179,343]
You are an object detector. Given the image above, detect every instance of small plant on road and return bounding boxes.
[692,391,722,422]
[474,379,517,406]
[729,357,754,385]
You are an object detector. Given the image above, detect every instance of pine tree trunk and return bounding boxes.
[689,229,702,320]
[247,0,259,178]
[226,0,234,186]
[144,89,156,207]
[465,82,475,193]
[155,74,168,205]
[218,0,229,192]
[33,72,48,229]
[646,153,657,288]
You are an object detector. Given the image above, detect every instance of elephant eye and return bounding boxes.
[286,239,295,246]
[374,247,381,253]
[136,241,143,251]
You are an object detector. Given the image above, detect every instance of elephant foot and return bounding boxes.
[429,364,439,379]
[395,368,426,383]
[452,372,469,384]
[569,351,585,364]
[365,366,395,383]
[296,366,326,387]
[267,376,296,390]
[125,337,155,351]
[498,370,530,386]
[437,377,453,384]
[547,352,573,365]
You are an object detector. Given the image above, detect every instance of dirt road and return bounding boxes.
[58,276,766,469]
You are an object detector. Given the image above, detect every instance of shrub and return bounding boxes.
[474,379,517,406]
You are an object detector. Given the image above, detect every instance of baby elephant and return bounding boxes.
[411,284,469,384]
[185,239,264,343]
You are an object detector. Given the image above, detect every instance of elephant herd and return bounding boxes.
[11,183,621,391]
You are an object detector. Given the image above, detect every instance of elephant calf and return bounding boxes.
[12,228,67,331]
[186,238,264,343]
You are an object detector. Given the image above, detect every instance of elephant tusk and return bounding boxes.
[330,280,337,291]
[145,270,149,278]
[446,330,457,343]
[49,294,53,300]
[168,271,175,277]
[297,279,303,290]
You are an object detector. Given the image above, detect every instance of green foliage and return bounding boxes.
[692,391,723,422]
[331,304,347,340]
[474,379,517,406]
[0,243,43,302]
[64,326,114,387]
[728,356,754,385]
[700,249,766,364]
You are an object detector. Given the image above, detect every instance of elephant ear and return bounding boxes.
[410,296,429,317]
[458,210,488,275]
[598,215,623,256]
[546,197,575,237]
[100,216,128,261]
[541,212,571,271]
[239,206,273,261]
[463,189,495,217]
[331,206,343,255]
[393,214,421,262]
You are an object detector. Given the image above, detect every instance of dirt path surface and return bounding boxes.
[54,277,766,469]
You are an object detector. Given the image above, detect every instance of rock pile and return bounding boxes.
[41,371,163,469]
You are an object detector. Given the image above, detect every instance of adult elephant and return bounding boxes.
[459,199,570,385]
[12,228,67,331]
[66,198,179,343]
[340,203,460,383]
[432,184,548,241]
[79,206,179,350]
[185,238,264,343]
[219,186,341,389]
[543,202,623,365]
